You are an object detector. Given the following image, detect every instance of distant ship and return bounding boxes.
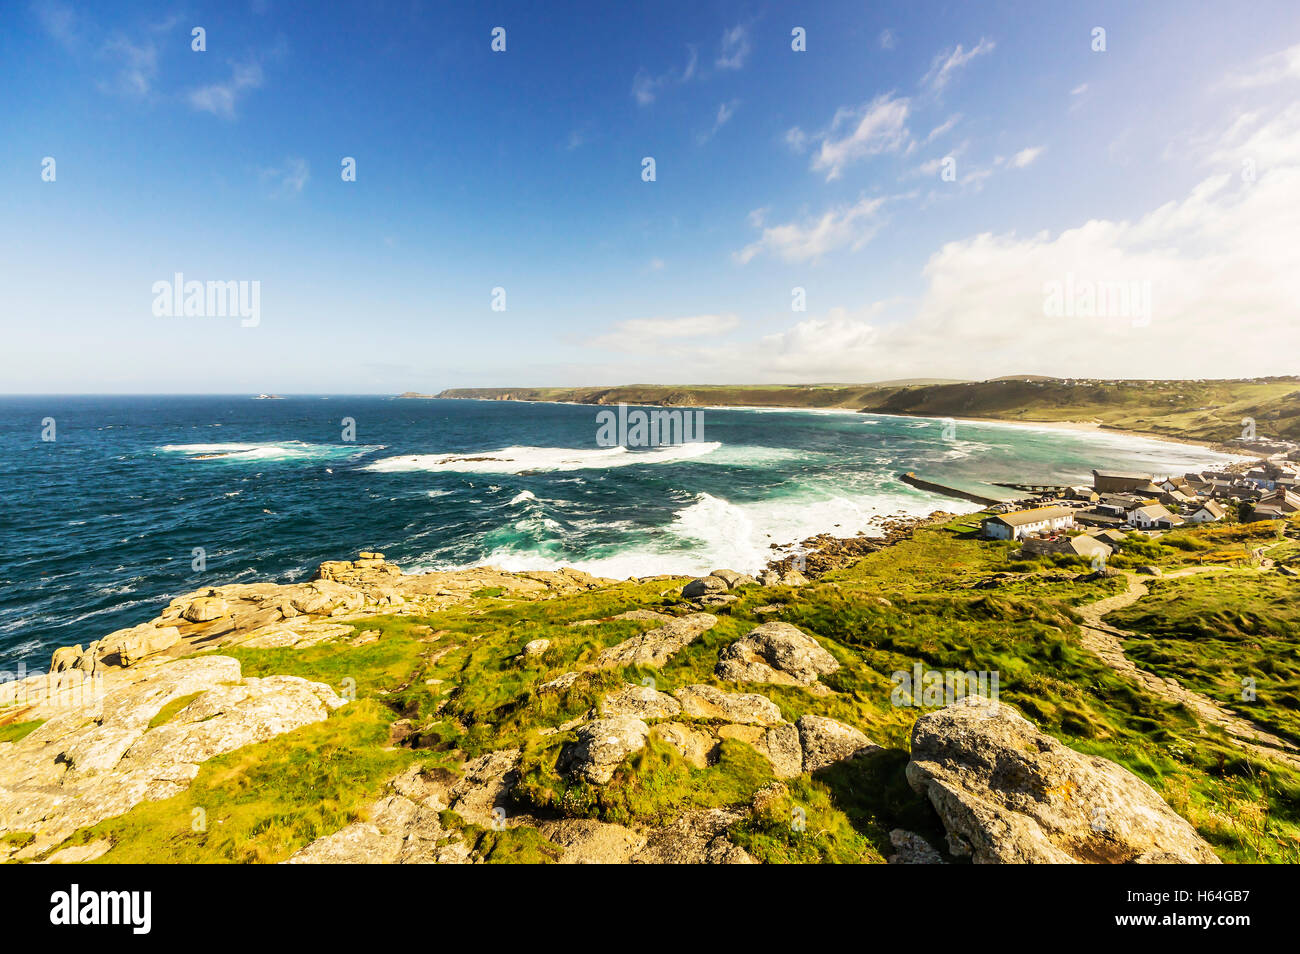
[253,394,284,400]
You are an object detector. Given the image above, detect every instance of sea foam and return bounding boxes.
[363,442,722,474]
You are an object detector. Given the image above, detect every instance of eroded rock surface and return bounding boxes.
[559,718,651,784]
[600,684,682,720]
[716,622,839,687]
[596,614,718,669]
[43,555,620,674]
[797,714,879,772]
[0,656,346,858]
[905,697,1221,864]
[674,684,784,725]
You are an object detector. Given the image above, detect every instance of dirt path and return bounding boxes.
[1077,569,1300,770]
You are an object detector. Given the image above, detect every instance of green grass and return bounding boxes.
[69,701,419,864]
[515,736,777,829]
[0,719,45,744]
[1108,572,1300,746]
[33,512,1300,863]
[147,692,204,729]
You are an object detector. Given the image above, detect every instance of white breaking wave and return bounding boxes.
[364,442,722,474]
[509,490,537,505]
[159,441,382,462]
[415,482,978,579]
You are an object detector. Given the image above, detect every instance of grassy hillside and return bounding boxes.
[425,384,902,409]
[429,377,1300,443]
[858,378,1300,443]
[52,513,1300,865]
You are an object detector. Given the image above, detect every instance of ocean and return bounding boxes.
[1,395,1245,671]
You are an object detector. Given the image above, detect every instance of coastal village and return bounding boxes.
[980,452,1300,563]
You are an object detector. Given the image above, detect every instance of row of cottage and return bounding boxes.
[980,462,1300,555]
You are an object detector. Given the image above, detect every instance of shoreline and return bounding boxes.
[424,393,1248,459]
[12,397,1258,668]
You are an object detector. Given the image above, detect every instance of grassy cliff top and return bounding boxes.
[31,511,1300,864]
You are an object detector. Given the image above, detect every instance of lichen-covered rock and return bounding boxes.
[797,714,879,772]
[181,596,228,623]
[651,722,718,768]
[49,645,84,674]
[905,696,1222,864]
[537,671,581,694]
[45,840,113,864]
[447,750,522,826]
[682,575,730,598]
[536,818,646,864]
[522,638,550,656]
[0,656,346,856]
[289,581,364,616]
[759,569,809,587]
[888,829,945,864]
[715,622,838,686]
[559,718,650,784]
[630,808,753,864]
[600,684,682,720]
[288,793,467,864]
[717,722,803,778]
[596,614,717,669]
[709,569,758,589]
[673,684,783,725]
[54,623,183,672]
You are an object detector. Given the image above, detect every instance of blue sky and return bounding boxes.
[4,0,1300,392]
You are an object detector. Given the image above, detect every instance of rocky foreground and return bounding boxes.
[0,549,1232,865]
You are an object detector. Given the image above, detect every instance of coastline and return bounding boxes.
[421,392,1248,459]
[895,412,1245,457]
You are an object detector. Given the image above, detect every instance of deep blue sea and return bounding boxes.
[1,395,1245,672]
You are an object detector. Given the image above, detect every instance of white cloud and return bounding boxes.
[1208,101,1300,168]
[789,93,912,181]
[1009,145,1044,168]
[632,47,698,105]
[734,197,886,264]
[99,32,158,97]
[1224,42,1300,89]
[921,38,995,93]
[261,157,310,196]
[188,59,264,119]
[734,104,1300,381]
[879,29,897,51]
[1071,83,1089,96]
[699,99,740,143]
[717,25,751,70]
[592,313,739,351]
[33,0,78,48]
[924,114,960,143]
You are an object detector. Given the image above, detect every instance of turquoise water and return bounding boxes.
[0,396,1244,671]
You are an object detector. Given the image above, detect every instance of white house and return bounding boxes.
[1189,500,1227,523]
[1128,503,1182,530]
[982,506,1076,540]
